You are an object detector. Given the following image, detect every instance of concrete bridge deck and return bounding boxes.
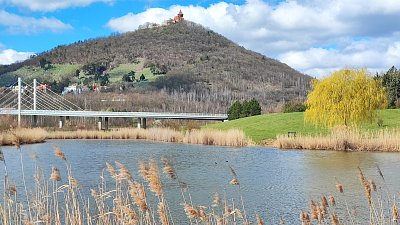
[0,109,228,120]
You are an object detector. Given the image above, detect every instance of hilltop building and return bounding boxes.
[173,10,185,23]
[138,22,160,30]
[162,10,186,26]
[140,10,187,29]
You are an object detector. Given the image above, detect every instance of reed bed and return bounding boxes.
[275,128,400,151]
[0,127,250,147]
[47,127,250,146]
[183,129,250,146]
[0,128,47,146]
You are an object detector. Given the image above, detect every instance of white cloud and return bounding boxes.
[106,0,400,77]
[2,0,113,12]
[0,10,72,34]
[0,49,35,65]
[279,38,400,77]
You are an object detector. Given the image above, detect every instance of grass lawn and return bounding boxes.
[206,109,400,143]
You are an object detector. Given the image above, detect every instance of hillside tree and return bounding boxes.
[139,74,146,81]
[305,68,387,127]
[99,74,110,86]
[123,71,135,82]
[39,58,52,70]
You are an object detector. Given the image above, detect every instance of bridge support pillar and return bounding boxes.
[59,116,64,129]
[32,115,38,127]
[139,118,147,129]
[104,117,109,130]
[98,117,102,130]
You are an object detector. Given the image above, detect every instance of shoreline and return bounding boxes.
[1,127,250,147]
[2,128,400,152]
[274,128,400,152]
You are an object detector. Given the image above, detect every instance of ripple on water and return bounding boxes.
[0,140,399,223]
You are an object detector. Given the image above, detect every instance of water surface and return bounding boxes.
[1,140,399,223]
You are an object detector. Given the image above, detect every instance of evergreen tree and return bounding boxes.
[380,66,400,108]
[241,100,251,117]
[248,98,262,116]
[227,101,242,120]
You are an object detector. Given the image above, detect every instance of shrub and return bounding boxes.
[283,100,306,113]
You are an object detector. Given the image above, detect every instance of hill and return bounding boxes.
[206,109,400,143]
[0,22,312,113]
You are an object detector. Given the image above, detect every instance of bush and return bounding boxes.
[283,101,306,113]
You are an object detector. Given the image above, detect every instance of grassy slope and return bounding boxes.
[1,64,80,85]
[1,63,161,86]
[108,63,162,83]
[206,109,400,143]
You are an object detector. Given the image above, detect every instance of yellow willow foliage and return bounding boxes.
[305,68,388,127]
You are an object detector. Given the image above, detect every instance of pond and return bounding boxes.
[1,140,399,223]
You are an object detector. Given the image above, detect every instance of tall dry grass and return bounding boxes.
[275,127,400,151]
[0,144,254,225]
[299,166,399,225]
[0,128,47,146]
[0,127,250,147]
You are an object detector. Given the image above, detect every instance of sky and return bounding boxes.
[0,0,399,78]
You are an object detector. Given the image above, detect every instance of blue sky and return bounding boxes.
[1,0,400,77]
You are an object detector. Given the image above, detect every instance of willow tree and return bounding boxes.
[305,68,387,127]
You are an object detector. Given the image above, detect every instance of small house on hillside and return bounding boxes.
[36,84,50,91]
[62,85,78,95]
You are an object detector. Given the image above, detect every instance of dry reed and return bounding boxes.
[0,128,46,146]
[1,127,250,147]
[275,127,400,151]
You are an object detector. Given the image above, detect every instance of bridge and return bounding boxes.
[0,78,228,129]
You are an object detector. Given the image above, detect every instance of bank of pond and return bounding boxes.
[1,127,400,151]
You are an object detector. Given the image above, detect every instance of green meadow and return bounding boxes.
[206,109,400,143]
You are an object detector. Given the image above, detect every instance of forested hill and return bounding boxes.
[0,22,312,113]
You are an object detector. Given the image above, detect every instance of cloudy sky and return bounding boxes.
[0,0,399,77]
